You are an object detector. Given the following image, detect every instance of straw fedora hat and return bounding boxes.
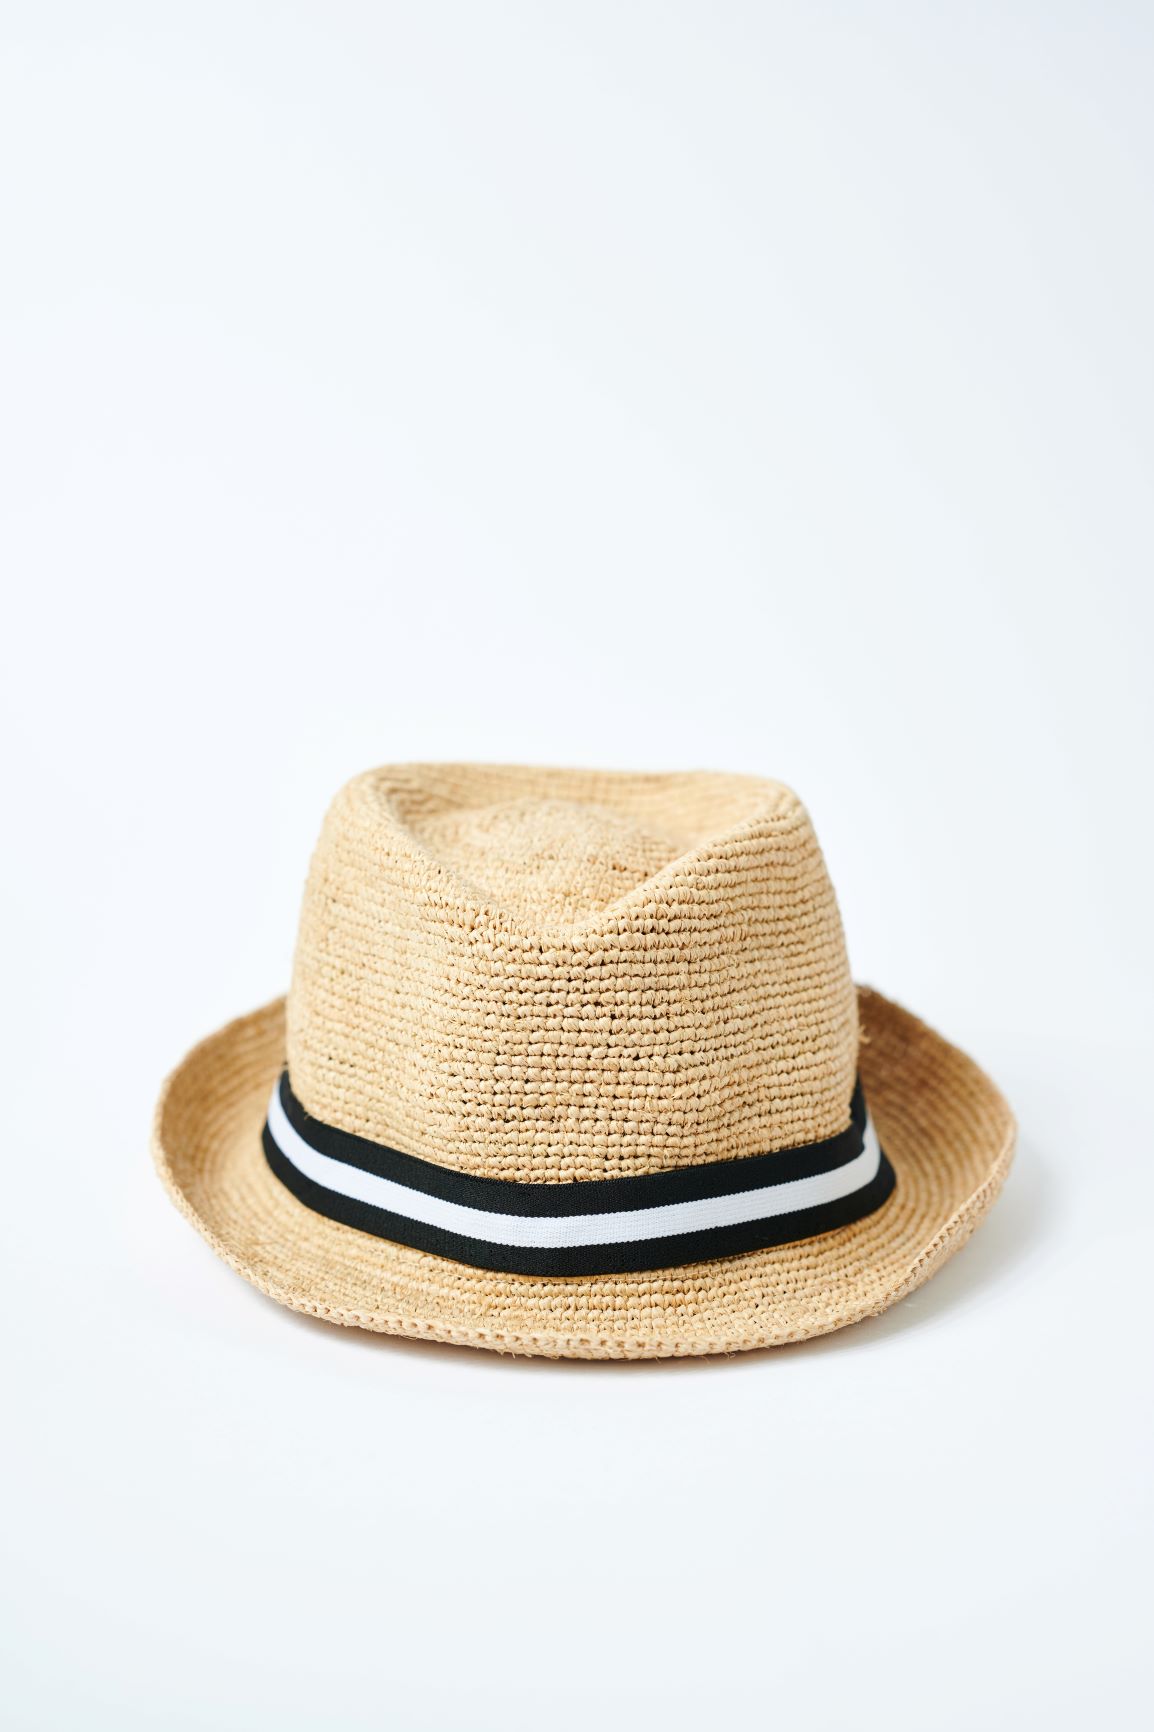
[153,762,1015,1359]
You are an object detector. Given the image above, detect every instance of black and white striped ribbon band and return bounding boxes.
[263,1071,896,1276]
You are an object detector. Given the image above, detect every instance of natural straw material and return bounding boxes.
[153,764,1015,1358]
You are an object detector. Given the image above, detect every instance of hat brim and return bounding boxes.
[153,987,1015,1359]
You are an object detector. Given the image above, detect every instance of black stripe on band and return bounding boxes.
[263,1124,896,1275]
[274,1070,869,1215]
[262,1073,896,1277]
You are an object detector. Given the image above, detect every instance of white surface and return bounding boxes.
[2,5,1151,1729]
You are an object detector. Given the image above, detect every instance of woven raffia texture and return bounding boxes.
[286,764,860,1183]
[155,762,1016,1357]
[154,988,1015,1357]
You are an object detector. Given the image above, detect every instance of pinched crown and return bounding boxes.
[286,764,858,1183]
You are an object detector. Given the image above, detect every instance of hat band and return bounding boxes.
[262,1071,896,1276]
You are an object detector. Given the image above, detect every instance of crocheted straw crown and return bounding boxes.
[286,763,858,1185]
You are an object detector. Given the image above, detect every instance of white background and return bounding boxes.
[3,4,1152,1728]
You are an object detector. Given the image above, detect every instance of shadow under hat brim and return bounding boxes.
[152,987,1015,1359]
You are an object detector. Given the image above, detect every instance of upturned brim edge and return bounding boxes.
[152,987,1016,1359]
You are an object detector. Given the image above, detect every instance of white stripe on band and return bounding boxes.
[265,1080,883,1252]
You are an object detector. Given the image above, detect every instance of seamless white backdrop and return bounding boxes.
[2,5,1151,1729]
